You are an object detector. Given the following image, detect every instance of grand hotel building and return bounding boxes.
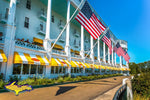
[0,0,129,80]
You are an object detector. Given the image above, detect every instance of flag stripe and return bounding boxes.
[75,16,97,39]
[76,13,99,38]
[79,12,100,37]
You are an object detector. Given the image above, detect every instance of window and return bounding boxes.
[13,64,21,74]
[22,64,29,74]
[38,65,45,74]
[59,20,62,25]
[74,39,76,45]
[31,65,37,74]
[5,8,9,19]
[0,63,2,73]
[24,17,29,28]
[26,0,31,9]
[71,67,74,73]
[79,41,81,46]
[41,8,45,15]
[55,66,59,74]
[51,66,54,74]
[51,15,54,23]
[63,67,66,73]
[74,29,77,34]
[40,22,43,31]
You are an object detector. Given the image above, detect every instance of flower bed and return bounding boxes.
[0,74,122,90]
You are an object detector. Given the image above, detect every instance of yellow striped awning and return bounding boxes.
[51,58,68,67]
[101,65,105,69]
[70,61,79,67]
[51,43,64,50]
[74,50,80,55]
[85,63,91,68]
[0,49,7,62]
[75,61,86,68]
[14,52,50,65]
[33,37,43,44]
[94,65,99,69]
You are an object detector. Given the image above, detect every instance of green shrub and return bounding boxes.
[81,76,88,80]
[9,75,21,82]
[56,77,64,83]
[0,73,4,80]
[64,76,72,82]
[76,76,82,81]
[18,78,35,85]
[0,80,4,89]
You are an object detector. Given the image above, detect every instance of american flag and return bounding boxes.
[123,50,130,63]
[113,42,125,57]
[75,1,106,40]
[102,32,112,54]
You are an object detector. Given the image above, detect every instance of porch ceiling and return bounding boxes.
[40,0,80,27]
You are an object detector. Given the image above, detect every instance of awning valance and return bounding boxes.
[33,37,43,44]
[0,49,7,62]
[51,43,64,50]
[14,52,50,65]
[51,58,68,67]
[70,61,79,67]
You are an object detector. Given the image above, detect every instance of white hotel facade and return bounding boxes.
[0,0,129,80]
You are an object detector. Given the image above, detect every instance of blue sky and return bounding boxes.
[88,0,150,63]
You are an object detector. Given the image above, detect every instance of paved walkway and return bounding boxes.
[0,76,129,100]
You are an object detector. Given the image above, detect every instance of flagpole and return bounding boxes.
[48,0,85,53]
[85,27,110,59]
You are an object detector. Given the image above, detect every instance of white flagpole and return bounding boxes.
[85,27,110,59]
[48,0,85,53]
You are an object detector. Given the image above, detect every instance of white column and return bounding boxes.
[112,43,114,65]
[44,0,52,59]
[80,25,84,59]
[65,0,71,76]
[90,36,94,61]
[65,0,71,57]
[44,0,52,78]
[3,0,17,80]
[115,53,117,65]
[108,48,110,64]
[97,37,100,62]
[120,56,122,68]
[103,42,106,63]
[45,0,52,40]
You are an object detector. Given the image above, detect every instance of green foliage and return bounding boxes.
[56,77,64,83]
[9,75,21,82]
[0,73,4,80]
[132,72,150,98]
[133,91,150,100]
[0,74,122,89]
[0,80,5,89]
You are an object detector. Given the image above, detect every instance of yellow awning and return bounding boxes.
[85,63,91,68]
[74,50,80,55]
[0,49,7,62]
[94,65,99,69]
[51,58,68,67]
[71,49,74,53]
[33,37,43,44]
[51,43,64,50]
[70,61,79,67]
[14,52,50,65]
[100,65,105,69]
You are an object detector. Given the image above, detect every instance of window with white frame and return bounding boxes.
[24,17,29,28]
[13,64,45,75]
[51,15,54,23]
[26,0,31,9]
[51,66,66,74]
